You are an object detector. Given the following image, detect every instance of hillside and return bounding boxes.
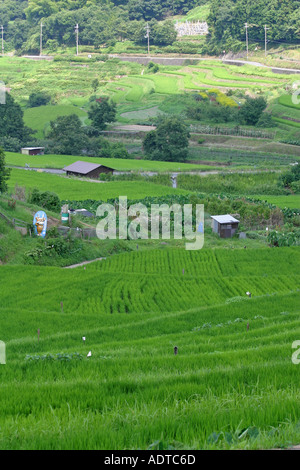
[0,0,299,56]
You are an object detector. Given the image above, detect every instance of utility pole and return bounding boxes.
[244,22,249,60]
[40,22,43,56]
[264,25,270,58]
[75,23,79,56]
[145,23,150,55]
[1,25,4,56]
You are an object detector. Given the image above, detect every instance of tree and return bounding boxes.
[0,148,11,194]
[0,92,27,141]
[0,92,33,148]
[91,79,100,94]
[280,164,300,188]
[143,116,190,162]
[238,97,267,126]
[28,92,51,107]
[47,114,88,155]
[88,97,117,131]
[151,20,177,46]
[207,0,300,50]
[25,0,59,23]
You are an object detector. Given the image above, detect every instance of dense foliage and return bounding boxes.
[207,0,300,53]
[28,92,52,108]
[29,188,61,212]
[143,116,190,162]
[0,149,11,194]
[280,164,300,192]
[0,93,33,150]
[88,97,117,131]
[0,0,198,53]
[0,0,299,54]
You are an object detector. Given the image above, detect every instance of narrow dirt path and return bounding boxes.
[63,257,106,269]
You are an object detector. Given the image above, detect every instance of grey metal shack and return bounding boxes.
[63,161,114,179]
[211,214,240,238]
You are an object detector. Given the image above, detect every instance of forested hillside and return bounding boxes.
[207,0,300,52]
[0,0,298,55]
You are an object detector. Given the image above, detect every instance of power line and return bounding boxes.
[249,38,300,45]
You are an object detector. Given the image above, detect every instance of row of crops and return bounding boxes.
[0,248,299,315]
[0,246,299,449]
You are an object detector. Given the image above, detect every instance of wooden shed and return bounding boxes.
[21,147,45,155]
[63,161,114,179]
[211,214,240,238]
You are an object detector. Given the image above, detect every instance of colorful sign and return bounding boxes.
[33,211,47,238]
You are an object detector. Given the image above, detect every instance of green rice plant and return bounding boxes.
[24,105,88,138]
[6,169,190,201]
[0,246,299,449]
[278,94,300,110]
[139,74,182,94]
[272,117,300,128]
[212,67,281,85]
[255,195,300,209]
[5,152,210,172]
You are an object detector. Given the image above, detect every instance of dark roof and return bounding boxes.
[63,161,115,174]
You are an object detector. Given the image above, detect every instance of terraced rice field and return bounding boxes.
[255,195,300,209]
[5,152,211,172]
[7,169,190,201]
[134,63,292,95]
[270,93,300,130]
[23,105,89,139]
[0,247,299,449]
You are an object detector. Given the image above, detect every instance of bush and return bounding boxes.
[99,173,113,181]
[29,188,60,212]
[290,180,300,193]
[147,62,159,73]
[280,164,300,189]
[238,97,267,126]
[28,92,51,108]
[256,113,276,128]
[0,136,22,152]
[267,230,299,247]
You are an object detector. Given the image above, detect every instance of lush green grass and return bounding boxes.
[6,168,190,200]
[273,117,300,128]
[255,194,300,209]
[176,171,287,196]
[24,105,89,138]
[278,94,300,111]
[270,103,300,121]
[137,74,183,94]
[0,247,299,449]
[5,152,215,172]
[120,106,164,121]
[211,67,281,85]
[174,4,211,22]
